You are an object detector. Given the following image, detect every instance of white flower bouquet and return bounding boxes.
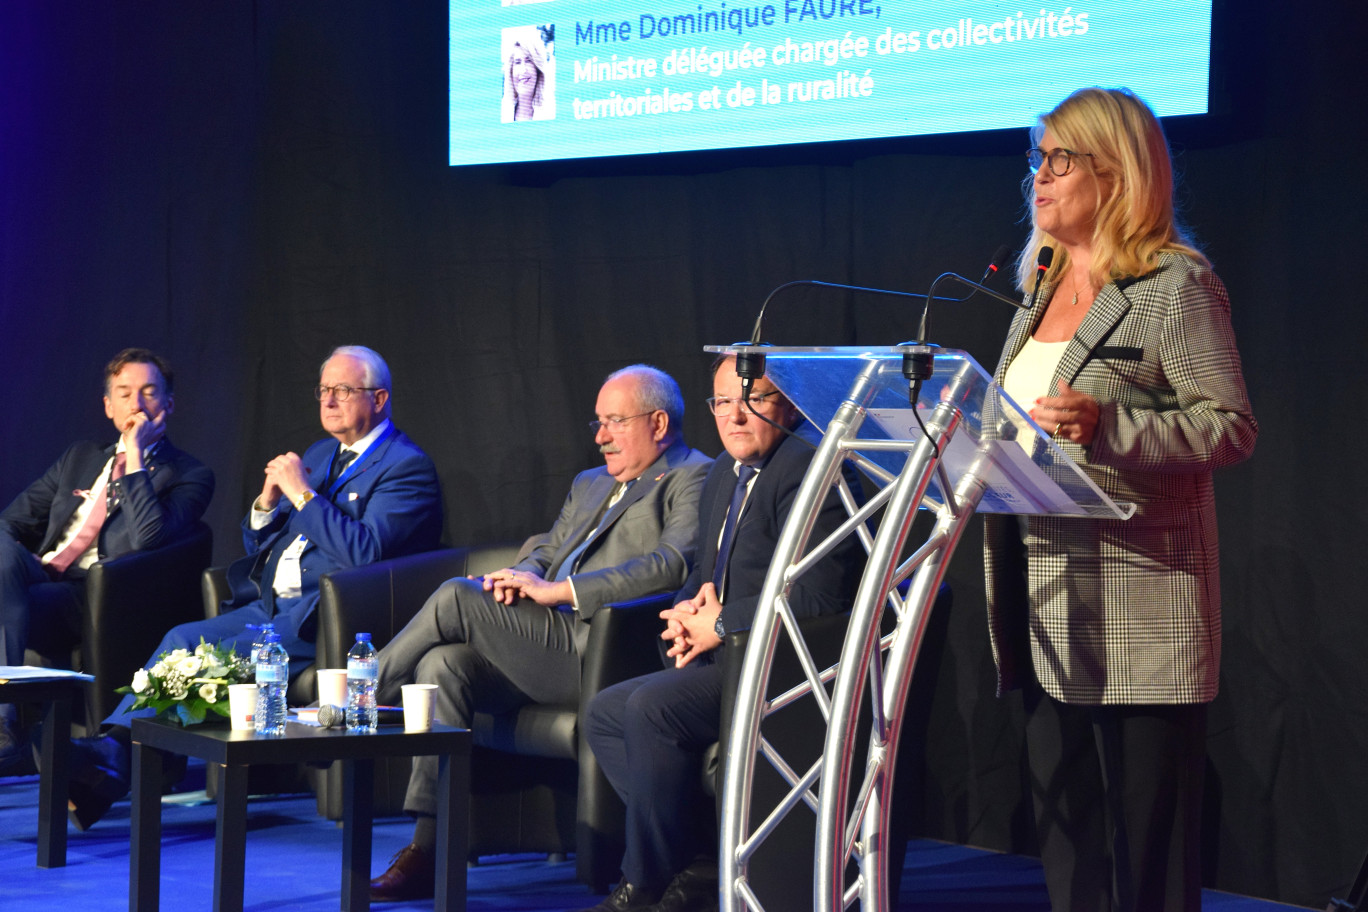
[116,638,255,726]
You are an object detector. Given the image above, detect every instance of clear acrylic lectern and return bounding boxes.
[705,345,1133,912]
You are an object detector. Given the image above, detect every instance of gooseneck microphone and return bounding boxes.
[980,244,1013,285]
[1027,246,1054,311]
[910,246,1029,377]
[739,279,945,402]
[733,344,770,406]
[740,248,1020,394]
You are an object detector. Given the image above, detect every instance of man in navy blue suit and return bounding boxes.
[0,348,213,768]
[65,345,443,828]
[581,356,864,912]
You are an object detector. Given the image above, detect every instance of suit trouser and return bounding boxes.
[584,661,722,891]
[0,535,87,662]
[0,535,84,726]
[1023,677,1206,912]
[102,599,317,728]
[375,577,581,818]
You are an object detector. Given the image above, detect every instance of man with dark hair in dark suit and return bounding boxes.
[0,348,214,768]
[580,356,864,912]
[63,345,443,828]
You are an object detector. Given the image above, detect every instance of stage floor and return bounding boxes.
[0,766,1311,911]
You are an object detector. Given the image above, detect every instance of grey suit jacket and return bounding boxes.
[514,439,711,649]
[984,252,1257,705]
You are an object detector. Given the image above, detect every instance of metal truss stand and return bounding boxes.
[708,345,1133,912]
[1328,849,1368,912]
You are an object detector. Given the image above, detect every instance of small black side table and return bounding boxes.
[129,717,470,912]
[0,675,83,868]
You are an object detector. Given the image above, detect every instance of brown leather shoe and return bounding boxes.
[370,843,435,902]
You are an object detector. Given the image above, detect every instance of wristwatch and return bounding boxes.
[294,489,316,511]
[714,615,726,639]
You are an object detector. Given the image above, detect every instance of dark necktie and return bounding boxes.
[46,451,127,577]
[325,447,357,491]
[712,465,757,596]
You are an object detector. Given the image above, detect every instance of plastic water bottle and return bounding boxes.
[346,632,378,732]
[254,630,289,735]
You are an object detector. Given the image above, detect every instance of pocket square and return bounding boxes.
[348,492,359,501]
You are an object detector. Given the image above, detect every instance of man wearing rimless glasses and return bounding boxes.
[62,345,443,830]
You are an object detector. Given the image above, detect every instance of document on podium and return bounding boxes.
[0,665,95,684]
[865,406,1131,518]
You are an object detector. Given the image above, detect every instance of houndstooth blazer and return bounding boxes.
[983,252,1258,706]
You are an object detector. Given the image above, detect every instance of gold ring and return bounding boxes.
[1055,422,1062,435]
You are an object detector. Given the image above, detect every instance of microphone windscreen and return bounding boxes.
[317,703,345,728]
[989,245,1012,273]
[1027,246,1055,311]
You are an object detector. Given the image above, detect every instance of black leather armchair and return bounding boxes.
[197,546,503,800]
[302,544,523,819]
[25,521,214,733]
[306,543,671,892]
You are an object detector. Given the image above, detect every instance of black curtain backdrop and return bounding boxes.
[2,1,1365,905]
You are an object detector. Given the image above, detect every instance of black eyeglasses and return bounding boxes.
[314,385,381,402]
[588,411,657,433]
[706,390,781,417]
[1026,147,1095,177]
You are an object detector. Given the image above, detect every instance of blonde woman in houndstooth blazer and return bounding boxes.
[983,87,1257,912]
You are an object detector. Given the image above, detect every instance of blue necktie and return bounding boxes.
[325,447,357,493]
[712,465,757,596]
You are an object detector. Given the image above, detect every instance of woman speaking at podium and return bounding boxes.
[983,87,1258,912]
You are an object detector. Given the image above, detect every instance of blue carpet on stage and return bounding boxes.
[0,765,1310,912]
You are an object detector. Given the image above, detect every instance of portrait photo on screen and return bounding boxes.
[501,23,556,123]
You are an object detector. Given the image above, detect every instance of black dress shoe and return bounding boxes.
[653,865,720,912]
[67,778,119,832]
[160,752,189,792]
[370,843,435,902]
[0,717,22,771]
[584,880,663,912]
[63,735,132,830]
